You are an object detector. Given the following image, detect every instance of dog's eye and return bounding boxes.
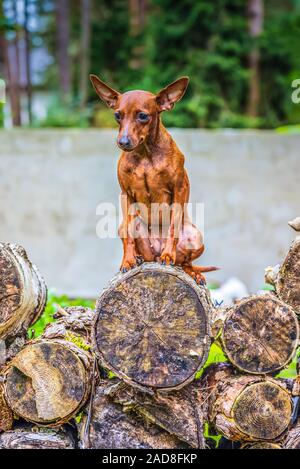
[137,112,149,122]
[114,112,121,122]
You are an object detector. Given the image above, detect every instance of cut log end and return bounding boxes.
[207,368,292,442]
[232,381,292,440]
[4,339,91,425]
[222,295,299,374]
[93,263,212,391]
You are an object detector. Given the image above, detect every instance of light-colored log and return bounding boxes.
[3,338,92,426]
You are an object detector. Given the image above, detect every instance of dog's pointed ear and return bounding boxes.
[156,76,189,112]
[90,74,120,109]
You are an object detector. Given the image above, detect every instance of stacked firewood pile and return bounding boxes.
[0,218,299,449]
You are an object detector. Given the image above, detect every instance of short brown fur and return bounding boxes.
[90,75,217,283]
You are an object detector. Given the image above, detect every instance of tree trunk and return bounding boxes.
[0,243,47,342]
[93,262,212,392]
[24,0,32,124]
[3,338,92,426]
[77,380,189,449]
[0,426,75,449]
[219,294,299,374]
[111,379,206,448]
[246,0,264,117]
[0,0,21,126]
[79,0,91,109]
[204,364,292,442]
[128,0,147,70]
[55,0,71,101]
[11,0,22,126]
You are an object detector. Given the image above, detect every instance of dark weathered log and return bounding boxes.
[265,218,300,314]
[205,364,292,441]
[93,263,212,392]
[277,228,300,315]
[0,426,75,449]
[283,422,300,449]
[0,243,47,340]
[78,381,190,449]
[109,379,206,448]
[220,294,299,374]
[3,339,92,426]
[43,306,94,345]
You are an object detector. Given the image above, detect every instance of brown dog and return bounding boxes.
[90,75,217,284]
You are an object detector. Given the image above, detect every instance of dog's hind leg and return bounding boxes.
[176,222,218,284]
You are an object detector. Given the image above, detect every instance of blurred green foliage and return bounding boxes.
[30,0,300,128]
[34,97,91,128]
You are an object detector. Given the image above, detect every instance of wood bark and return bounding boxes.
[0,382,13,432]
[241,442,282,449]
[78,380,189,449]
[204,364,292,442]
[283,422,300,449]
[277,231,300,315]
[93,263,212,392]
[109,379,206,448]
[0,243,47,341]
[265,218,300,314]
[3,338,92,426]
[0,426,75,449]
[43,305,94,345]
[220,294,299,374]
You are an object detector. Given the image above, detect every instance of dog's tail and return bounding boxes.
[198,266,220,273]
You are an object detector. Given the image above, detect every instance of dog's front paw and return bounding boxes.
[160,250,176,266]
[120,255,141,272]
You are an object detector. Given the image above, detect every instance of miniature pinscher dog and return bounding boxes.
[90,74,217,284]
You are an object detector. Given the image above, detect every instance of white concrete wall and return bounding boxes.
[0,129,299,297]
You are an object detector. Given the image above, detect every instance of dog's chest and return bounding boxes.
[122,159,172,202]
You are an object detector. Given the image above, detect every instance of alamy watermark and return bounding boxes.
[96,196,205,243]
[0,78,6,104]
[291,78,300,104]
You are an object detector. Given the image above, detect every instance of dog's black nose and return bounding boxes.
[118,135,132,149]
